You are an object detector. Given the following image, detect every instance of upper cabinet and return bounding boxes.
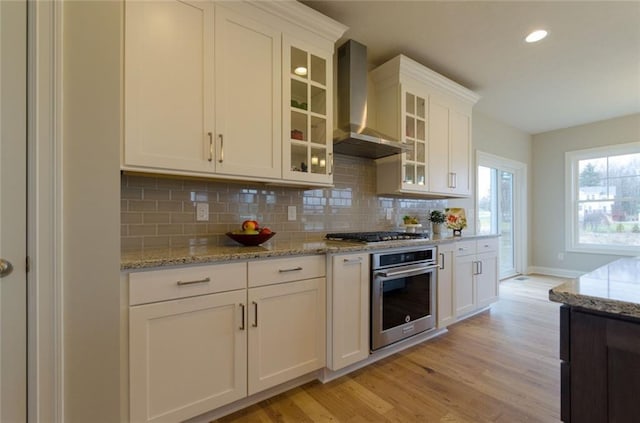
[282,37,333,185]
[371,55,480,197]
[123,0,346,186]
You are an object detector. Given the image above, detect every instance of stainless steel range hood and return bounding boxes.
[333,40,410,159]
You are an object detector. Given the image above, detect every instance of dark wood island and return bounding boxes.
[549,257,640,423]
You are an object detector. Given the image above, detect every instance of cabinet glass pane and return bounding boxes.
[291,47,308,79]
[310,86,326,115]
[404,163,414,184]
[291,80,308,110]
[406,139,415,161]
[416,142,425,163]
[406,93,415,115]
[310,147,327,175]
[291,143,308,173]
[406,116,415,138]
[291,111,307,141]
[417,165,426,186]
[310,116,326,145]
[417,119,425,141]
[310,54,326,85]
[417,96,426,118]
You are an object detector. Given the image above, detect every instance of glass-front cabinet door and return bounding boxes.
[283,37,333,184]
[401,86,428,192]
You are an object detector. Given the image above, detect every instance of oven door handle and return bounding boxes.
[376,263,439,279]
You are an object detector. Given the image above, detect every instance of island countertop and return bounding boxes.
[549,257,640,319]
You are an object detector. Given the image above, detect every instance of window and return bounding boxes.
[566,142,640,255]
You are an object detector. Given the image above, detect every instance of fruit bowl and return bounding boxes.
[225,231,276,246]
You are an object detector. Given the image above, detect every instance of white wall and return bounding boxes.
[531,113,640,274]
[62,1,122,421]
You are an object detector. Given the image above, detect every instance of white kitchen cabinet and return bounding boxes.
[328,253,370,370]
[436,243,456,328]
[129,263,247,423]
[123,0,346,186]
[123,0,214,174]
[453,238,499,319]
[247,277,326,394]
[371,55,479,198]
[282,36,334,185]
[428,93,473,197]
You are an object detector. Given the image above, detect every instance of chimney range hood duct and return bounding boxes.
[333,39,410,159]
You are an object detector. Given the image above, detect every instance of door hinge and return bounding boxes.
[26,256,31,273]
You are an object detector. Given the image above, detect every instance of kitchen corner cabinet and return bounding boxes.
[123,1,345,186]
[328,253,370,370]
[371,55,479,197]
[282,37,334,185]
[436,243,456,328]
[128,255,326,422]
[454,238,499,318]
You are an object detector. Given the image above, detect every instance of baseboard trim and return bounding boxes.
[527,266,584,279]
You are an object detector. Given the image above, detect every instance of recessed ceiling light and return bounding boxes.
[525,29,548,43]
[294,66,308,76]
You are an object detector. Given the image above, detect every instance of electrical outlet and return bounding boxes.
[558,252,565,261]
[196,203,209,221]
[288,205,297,221]
[386,209,393,220]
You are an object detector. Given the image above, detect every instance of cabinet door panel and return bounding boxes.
[449,109,471,196]
[330,254,370,370]
[476,252,498,308]
[454,254,475,317]
[130,290,246,423]
[248,278,325,395]
[124,0,214,172]
[428,95,450,194]
[437,244,455,327]
[214,7,281,178]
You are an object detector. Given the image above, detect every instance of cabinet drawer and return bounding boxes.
[454,240,477,257]
[248,255,325,287]
[476,237,499,254]
[129,262,247,306]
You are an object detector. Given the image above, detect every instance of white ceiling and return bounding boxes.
[302,1,640,135]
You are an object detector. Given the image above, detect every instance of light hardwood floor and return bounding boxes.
[215,275,567,423]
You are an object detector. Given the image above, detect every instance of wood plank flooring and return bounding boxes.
[215,275,567,423]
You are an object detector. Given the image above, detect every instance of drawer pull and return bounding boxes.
[343,258,362,264]
[176,277,211,286]
[252,301,258,327]
[278,266,303,273]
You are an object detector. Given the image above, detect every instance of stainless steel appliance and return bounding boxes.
[370,245,438,350]
[325,231,429,243]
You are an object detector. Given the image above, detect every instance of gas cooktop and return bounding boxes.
[325,231,429,243]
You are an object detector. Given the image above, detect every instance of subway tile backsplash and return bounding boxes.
[121,154,447,251]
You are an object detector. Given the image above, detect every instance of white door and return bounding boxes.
[476,151,527,279]
[0,0,28,421]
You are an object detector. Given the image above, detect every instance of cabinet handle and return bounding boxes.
[452,172,457,189]
[472,261,478,275]
[218,134,224,163]
[176,277,210,286]
[207,132,213,162]
[252,301,258,327]
[239,303,245,330]
[329,153,334,175]
[439,252,445,270]
[478,260,483,275]
[343,257,362,264]
[278,266,303,273]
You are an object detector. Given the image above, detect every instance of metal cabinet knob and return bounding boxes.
[0,259,13,278]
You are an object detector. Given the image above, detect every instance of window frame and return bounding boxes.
[565,142,640,256]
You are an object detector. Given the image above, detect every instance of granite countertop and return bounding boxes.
[121,234,498,271]
[549,257,640,319]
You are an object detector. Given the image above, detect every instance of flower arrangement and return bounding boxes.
[445,208,467,236]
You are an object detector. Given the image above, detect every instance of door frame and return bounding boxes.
[476,151,528,279]
[27,1,64,421]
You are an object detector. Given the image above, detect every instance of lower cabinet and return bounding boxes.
[454,238,499,318]
[436,243,456,328]
[128,256,326,423]
[328,253,370,370]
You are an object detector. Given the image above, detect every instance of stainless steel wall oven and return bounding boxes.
[371,246,438,350]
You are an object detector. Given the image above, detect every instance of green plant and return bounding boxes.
[428,210,446,224]
[616,223,625,233]
[632,224,640,233]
